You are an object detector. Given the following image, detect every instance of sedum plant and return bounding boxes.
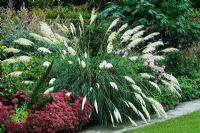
[11,9,181,125]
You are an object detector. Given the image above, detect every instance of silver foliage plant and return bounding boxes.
[8,8,181,126]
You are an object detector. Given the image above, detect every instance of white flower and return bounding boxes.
[17,56,32,62]
[124,76,135,84]
[67,46,76,56]
[81,60,86,68]
[162,48,179,53]
[22,81,34,85]
[40,22,55,39]
[43,61,51,67]
[3,58,17,64]
[4,48,20,53]
[14,38,33,46]
[7,71,23,78]
[49,78,56,85]
[129,56,138,61]
[94,99,98,114]
[44,87,54,95]
[110,82,118,90]
[38,47,52,54]
[107,18,120,32]
[81,96,87,110]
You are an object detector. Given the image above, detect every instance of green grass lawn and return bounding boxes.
[124,110,200,133]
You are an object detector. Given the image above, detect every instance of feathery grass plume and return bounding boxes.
[84,52,88,59]
[124,76,135,84]
[140,73,154,79]
[40,22,55,39]
[144,32,160,41]
[110,112,115,127]
[7,71,23,78]
[127,101,139,114]
[107,42,113,53]
[114,107,122,122]
[67,46,76,56]
[4,48,20,53]
[79,25,83,37]
[49,78,56,86]
[127,116,137,126]
[146,41,164,48]
[107,18,120,32]
[17,56,32,62]
[3,58,17,64]
[138,111,147,124]
[81,96,87,110]
[110,82,118,90]
[117,23,128,35]
[131,30,145,40]
[127,38,144,48]
[162,47,179,53]
[134,93,146,106]
[90,8,97,25]
[81,60,86,68]
[149,56,165,61]
[41,37,54,45]
[38,47,52,54]
[121,29,133,43]
[161,79,181,97]
[149,81,161,93]
[129,56,138,61]
[162,73,179,85]
[108,32,117,43]
[29,33,43,41]
[67,60,73,64]
[94,99,98,113]
[14,38,33,46]
[131,25,144,34]
[79,13,84,29]
[43,87,54,94]
[142,47,156,53]
[141,53,153,59]
[99,60,113,69]
[22,81,34,85]
[70,23,76,36]
[142,105,150,121]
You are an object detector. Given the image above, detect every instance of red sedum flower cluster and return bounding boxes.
[0,90,92,133]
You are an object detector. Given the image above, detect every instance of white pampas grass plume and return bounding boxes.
[110,82,118,90]
[67,46,76,56]
[131,25,144,34]
[117,23,128,35]
[114,107,122,122]
[128,38,144,48]
[70,23,76,36]
[131,30,145,40]
[162,47,179,53]
[138,111,148,124]
[38,47,52,54]
[29,33,43,41]
[142,47,156,53]
[81,60,86,68]
[44,87,54,95]
[22,81,34,85]
[40,22,55,39]
[127,101,139,114]
[17,56,32,62]
[68,60,73,64]
[84,52,88,59]
[105,63,113,69]
[142,105,151,121]
[43,61,51,67]
[94,99,98,114]
[96,83,100,88]
[124,76,135,84]
[90,8,97,25]
[135,93,146,106]
[49,78,56,86]
[144,32,160,41]
[108,32,117,43]
[107,42,113,53]
[129,56,138,61]
[107,18,120,32]
[146,41,164,48]
[14,38,33,46]
[149,56,165,61]
[140,73,154,79]
[79,13,84,29]
[149,81,161,93]
[7,71,23,78]
[141,53,153,59]
[110,112,115,127]
[3,58,17,64]
[161,79,181,97]
[81,96,87,110]
[41,37,54,45]
[127,116,137,126]
[99,60,113,69]
[4,48,20,53]
[162,73,179,85]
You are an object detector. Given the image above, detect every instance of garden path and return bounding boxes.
[80,99,200,133]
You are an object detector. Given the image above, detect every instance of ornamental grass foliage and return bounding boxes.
[4,8,181,126]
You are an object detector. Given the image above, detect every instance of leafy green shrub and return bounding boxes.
[101,0,200,47]
[19,9,181,126]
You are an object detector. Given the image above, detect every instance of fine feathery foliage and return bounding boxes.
[11,9,181,125]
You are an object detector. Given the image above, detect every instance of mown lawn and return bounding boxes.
[124,110,200,133]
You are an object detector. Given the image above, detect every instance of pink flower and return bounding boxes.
[0,102,3,108]
[12,98,19,104]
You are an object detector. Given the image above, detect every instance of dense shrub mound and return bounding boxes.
[0,90,92,133]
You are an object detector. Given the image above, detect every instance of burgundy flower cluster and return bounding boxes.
[0,90,92,133]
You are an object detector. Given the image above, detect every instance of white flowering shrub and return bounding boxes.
[9,8,181,125]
